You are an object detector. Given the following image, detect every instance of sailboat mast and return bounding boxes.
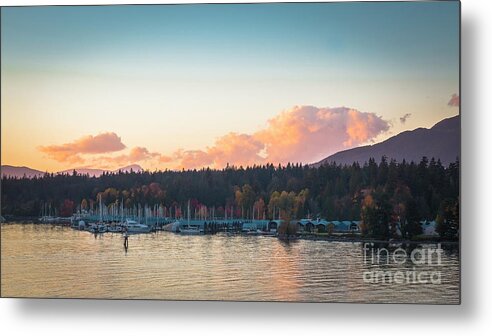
[187,200,191,227]
[99,194,102,222]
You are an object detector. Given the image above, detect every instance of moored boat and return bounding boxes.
[122,220,151,234]
[87,223,98,233]
[178,200,203,235]
[162,220,181,232]
[179,225,202,235]
[107,224,123,233]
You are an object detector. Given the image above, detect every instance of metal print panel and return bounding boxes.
[0,1,460,303]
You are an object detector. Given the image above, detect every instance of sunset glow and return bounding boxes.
[1,3,459,172]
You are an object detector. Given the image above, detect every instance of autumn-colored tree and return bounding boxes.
[80,198,88,211]
[268,191,280,219]
[59,199,75,217]
[277,191,298,235]
[360,192,391,239]
[235,184,256,218]
[253,198,266,220]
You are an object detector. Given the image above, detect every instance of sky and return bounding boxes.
[1,2,460,172]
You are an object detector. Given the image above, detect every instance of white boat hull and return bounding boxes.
[179,229,202,235]
[126,227,151,234]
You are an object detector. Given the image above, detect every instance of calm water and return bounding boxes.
[1,224,459,303]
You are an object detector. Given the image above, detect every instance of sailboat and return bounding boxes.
[97,194,107,233]
[39,202,56,223]
[107,199,124,233]
[121,203,151,234]
[88,194,107,233]
[162,204,181,232]
[179,200,201,235]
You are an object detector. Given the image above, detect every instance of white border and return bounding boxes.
[2,0,491,335]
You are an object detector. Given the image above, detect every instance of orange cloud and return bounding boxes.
[254,106,389,164]
[162,106,388,169]
[38,132,126,164]
[94,147,160,168]
[448,94,460,107]
[173,149,214,170]
[158,155,173,163]
[208,133,265,168]
[38,133,162,170]
[126,147,159,161]
[168,133,264,170]
[38,105,389,170]
[344,108,389,146]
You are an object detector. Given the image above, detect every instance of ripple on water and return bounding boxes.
[1,224,459,303]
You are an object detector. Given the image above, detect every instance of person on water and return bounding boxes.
[123,227,129,249]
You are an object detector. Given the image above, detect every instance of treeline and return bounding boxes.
[1,157,459,238]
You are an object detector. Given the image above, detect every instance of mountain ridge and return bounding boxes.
[313,115,460,167]
[1,164,144,179]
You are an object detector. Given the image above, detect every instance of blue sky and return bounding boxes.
[1,2,460,171]
[2,3,459,76]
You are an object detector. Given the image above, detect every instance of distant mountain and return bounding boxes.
[115,164,144,174]
[57,168,106,176]
[313,115,460,167]
[0,165,45,179]
[55,164,144,177]
[1,164,144,178]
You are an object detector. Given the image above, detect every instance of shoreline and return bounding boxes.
[282,234,459,245]
[1,221,459,245]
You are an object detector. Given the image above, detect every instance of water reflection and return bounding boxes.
[1,224,459,303]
